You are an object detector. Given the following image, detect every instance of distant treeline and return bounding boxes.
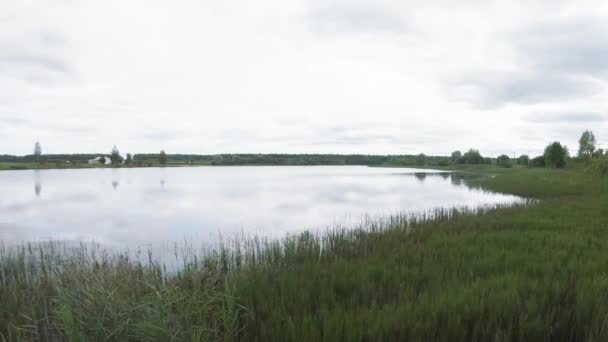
[1,153,456,166]
[0,154,101,163]
[4,128,604,169]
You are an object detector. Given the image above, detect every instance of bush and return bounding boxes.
[497,154,511,168]
[518,155,530,166]
[588,156,608,176]
[437,159,449,167]
[544,142,569,168]
[530,156,545,168]
[461,149,484,164]
[416,153,426,166]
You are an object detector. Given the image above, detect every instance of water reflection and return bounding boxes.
[1,167,524,253]
[414,173,427,182]
[34,170,42,197]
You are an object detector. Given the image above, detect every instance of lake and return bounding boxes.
[0,166,523,250]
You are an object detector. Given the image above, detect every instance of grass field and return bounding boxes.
[1,166,606,341]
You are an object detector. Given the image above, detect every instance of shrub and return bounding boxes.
[530,156,545,168]
[544,142,569,168]
[518,155,530,166]
[588,156,608,176]
[497,154,511,168]
[461,149,484,164]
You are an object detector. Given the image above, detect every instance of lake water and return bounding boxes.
[0,166,523,249]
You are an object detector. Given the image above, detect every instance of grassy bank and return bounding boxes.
[1,167,606,341]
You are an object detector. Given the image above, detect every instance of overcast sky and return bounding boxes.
[1,0,608,156]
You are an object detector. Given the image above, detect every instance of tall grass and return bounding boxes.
[1,167,606,341]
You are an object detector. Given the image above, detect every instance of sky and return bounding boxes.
[1,0,608,157]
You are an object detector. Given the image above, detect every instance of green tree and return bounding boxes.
[159,150,168,165]
[110,146,122,165]
[578,130,597,159]
[530,155,545,167]
[34,142,42,162]
[451,151,462,163]
[416,153,426,166]
[126,153,132,164]
[517,155,529,165]
[497,154,511,167]
[462,149,483,164]
[544,142,569,168]
[99,156,107,164]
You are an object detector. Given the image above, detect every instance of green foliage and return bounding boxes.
[110,145,122,165]
[416,153,426,166]
[530,156,545,167]
[518,154,530,165]
[587,155,608,176]
[125,153,132,164]
[159,150,168,165]
[99,156,107,164]
[0,243,247,341]
[451,151,462,163]
[437,159,449,167]
[496,154,511,168]
[544,142,569,168]
[460,149,484,164]
[578,130,596,159]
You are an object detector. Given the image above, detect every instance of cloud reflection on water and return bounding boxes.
[0,167,523,252]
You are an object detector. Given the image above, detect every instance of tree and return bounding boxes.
[578,130,597,159]
[544,142,569,168]
[110,145,122,165]
[34,142,42,162]
[497,154,511,167]
[159,150,167,165]
[99,156,107,164]
[517,155,529,165]
[126,153,132,164]
[451,151,462,163]
[462,149,483,164]
[416,153,426,166]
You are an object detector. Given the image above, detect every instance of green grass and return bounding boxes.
[1,167,607,341]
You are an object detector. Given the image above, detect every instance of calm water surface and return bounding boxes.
[1,166,523,249]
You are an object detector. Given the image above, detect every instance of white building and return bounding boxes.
[88,156,111,165]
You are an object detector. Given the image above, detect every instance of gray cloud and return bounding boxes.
[452,72,600,108]
[0,29,72,87]
[0,115,97,135]
[0,116,28,125]
[306,3,408,35]
[516,20,608,77]
[143,131,183,141]
[523,112,608,124]
[0,51,70,73]
[451,19,608,108]
[257,122,458,150]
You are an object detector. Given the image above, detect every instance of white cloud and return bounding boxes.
[1,0,607,157]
